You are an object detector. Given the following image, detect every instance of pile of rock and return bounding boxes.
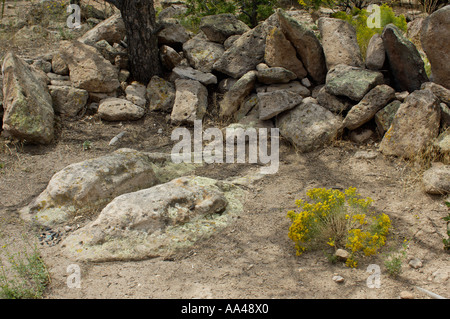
[1,4,449,191]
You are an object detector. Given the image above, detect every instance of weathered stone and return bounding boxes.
[422,163,450,195]
[264,26,307,79]
[171,79,208,124]
[258,89,303,120]
[200,13,250,44]
[420,6,450,89]
[277,97,343,152]
[20,149,160,226]
[160,45,183,70]
[256,67,297,85]
[48,85,89,118]
[375,100,401,136]
[183,35,225,73]
[78,13,125,45]
[219,70,257,118]
[61,176,244,262]
[421,82,450,105]
[32,59,52,73]
[157,23,191,46]
[58,40,120,93]
[213,22,272,78]
[51,52,69,75]
[349,126,375,144]
[434,130,450,154]
[146,76,175,112]
[277,9,327,84]
[234,94,258,122]
[382,24,428,92]
[318,17,363,69]
[325,64,384,101]
[257,81,310,97]
[316,86,352,114]
[98,98,145,121]
[365,33,386,70]
[170,66,217,85]
[379,89,441,158]
[343,85,395,130]
[157,4,188,24]
[94,39,120,63]
[125,82,147,108]
[1,52,54,144]
[223,34,241,50]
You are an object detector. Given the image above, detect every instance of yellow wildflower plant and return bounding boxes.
[287,187,391,267]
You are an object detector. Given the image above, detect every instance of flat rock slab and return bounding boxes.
[258,89,303,120]
[325,64,384,102]
[379,89,441,158]
[98,97,145,121]
[277,97,343,152]
[20,149,199,226]
[1,52,54,144]
[61,176,245,262]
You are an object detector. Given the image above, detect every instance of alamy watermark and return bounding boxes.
[66,4,81,29]
[171,120,280,175]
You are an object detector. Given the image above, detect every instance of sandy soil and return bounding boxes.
[0,0,448,301]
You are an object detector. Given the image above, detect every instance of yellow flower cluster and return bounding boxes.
[287,187,391,267]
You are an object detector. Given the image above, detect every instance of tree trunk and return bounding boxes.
[104,0,161,84]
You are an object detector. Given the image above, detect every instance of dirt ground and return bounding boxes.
[0,0,448,300]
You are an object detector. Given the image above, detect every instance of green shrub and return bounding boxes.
[0,237,50,299]
[184,0,277,28]
[331,4,407,58]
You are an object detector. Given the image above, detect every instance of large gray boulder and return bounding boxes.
[420,5,450,89]
[365,34,386,70]
[379,89,441,158]
[422,163,450,195]
[1,52,54,144]
[146,75,175,112]
[318,17,363,69]
[256,67,297,84]
[382,24,428,92]
[157,23,191,46]
[98,98,145,121]
[213,22,271,78]
[78,13,125,46]
[258,89,303,120]
[325,64,384,101]
[277,97,343,152]
[58,40,120,93]
[61,176,245,262]
[219,70,257,118]
[48,85,89,118]
[343,84,396,130]
[277,9,327,84]
[182,33,225,73]
[171,79,208,124]
[20,149,160,226]
[200,13,250,44]
[264,26,307,79]
[316,86,352,114]
[170,66,217,85]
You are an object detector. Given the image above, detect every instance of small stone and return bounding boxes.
[400,291,414,299]
[332,275,345,283]
[408,258,423,269]
[335,248,350,261]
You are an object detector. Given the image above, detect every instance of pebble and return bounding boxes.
[335,248,350,261]
[400,291,414,299]
[332,275,345,283]
[408,258,423,269]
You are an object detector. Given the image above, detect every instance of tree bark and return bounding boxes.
[104,0,161,84]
